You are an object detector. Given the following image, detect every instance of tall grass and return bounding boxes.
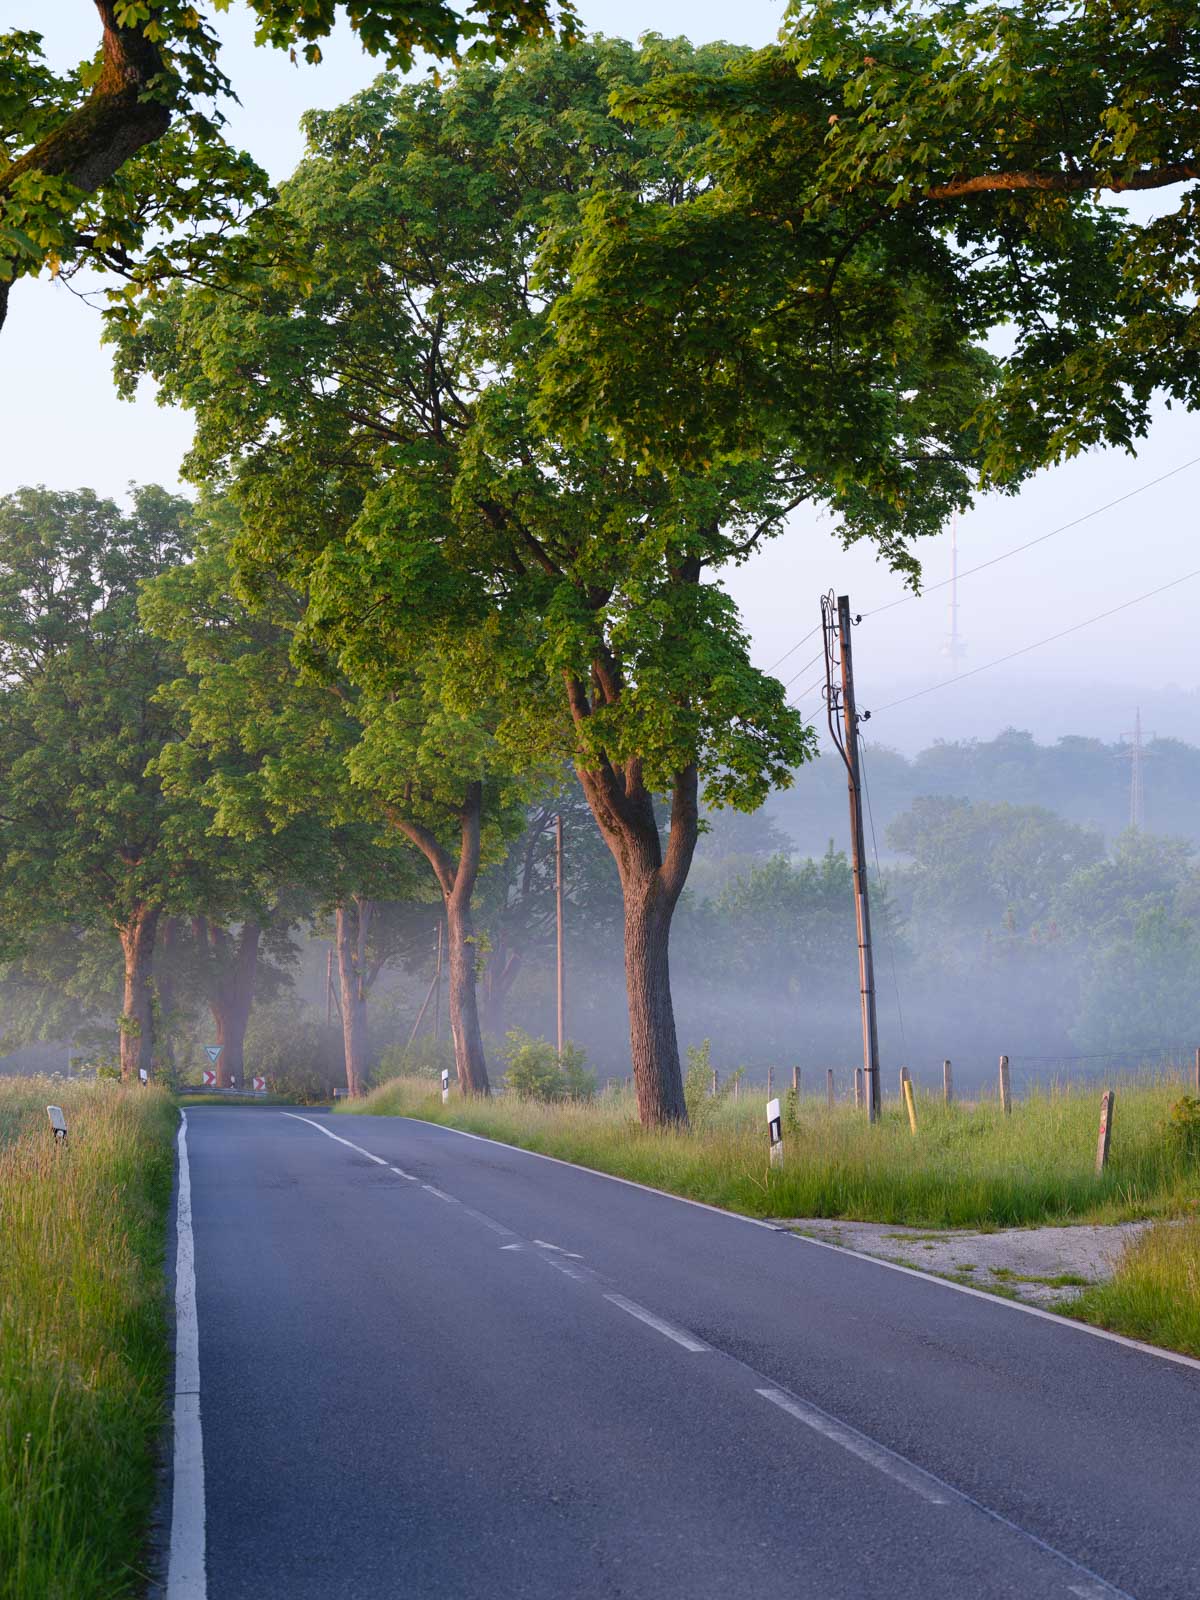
[0,1079,176,1600]
[346,1074,1200,1228]
[1072,1220,1200,1356]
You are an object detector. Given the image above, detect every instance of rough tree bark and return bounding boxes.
[335,897,373,1097]
[196,918,261,1089]
[388,784,490,1096]
[119,903,160,1083]
[573,750,698,1127]
[0,4,172,334]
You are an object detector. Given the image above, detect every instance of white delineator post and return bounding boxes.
[767,1097,783,1167]
[441,1068,450,1105]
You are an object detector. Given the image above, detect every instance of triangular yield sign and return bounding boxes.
[204,1045,222,1063]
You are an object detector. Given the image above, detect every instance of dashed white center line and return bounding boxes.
[603,1293,709,1352]
[422,1184,458,1203]
[389,1166,418,1181]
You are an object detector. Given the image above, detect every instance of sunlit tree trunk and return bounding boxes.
[119,903,160,1083]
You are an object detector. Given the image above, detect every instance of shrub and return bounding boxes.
[376,1034,455,1083]
[242,1003,344,1102]
[683,1039,743,1130]
[1167,1095,1200,1160]
[502,1030,595,1103]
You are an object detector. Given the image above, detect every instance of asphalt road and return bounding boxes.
[172,1107,1200,1600]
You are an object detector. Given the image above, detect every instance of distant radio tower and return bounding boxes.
[941,512,966,672]
[1119,708,1148,830]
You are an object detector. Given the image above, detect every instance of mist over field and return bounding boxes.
[8,724,1193,1100]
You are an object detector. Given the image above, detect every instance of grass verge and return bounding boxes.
[1071,1220,1200,1357]
[0,1079,176,1600]
[342,1074,1200,1229]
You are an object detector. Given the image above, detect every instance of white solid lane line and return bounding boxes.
[756,1389,1134,1599]
[282,1112,392,1165]
[167,1112,206,1600]
[603,1293,709,1352]
[756,1388,951,1506]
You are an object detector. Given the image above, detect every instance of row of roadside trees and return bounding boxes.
[3,14,1198,1124]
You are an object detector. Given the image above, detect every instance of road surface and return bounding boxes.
[168,1107,1200,1599]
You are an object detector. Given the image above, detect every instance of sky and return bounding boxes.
[4,1,1199,756]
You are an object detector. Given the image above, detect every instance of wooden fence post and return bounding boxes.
[1194,1047,1199,1097]
[900,1065,910,1099]
[711,1068,719,1097]
[943,1060,953,1105]
[767,1065,774,1099]
[854,1068,862,1110]
[1095,1089,1115,1174]
[792,1065,800,1095]
[999,1055,1012,1115]
[826,1068,835,1109]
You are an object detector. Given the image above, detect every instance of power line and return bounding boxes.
[781,648,824,690]
[873,567,1200,714]
[866,454,1200,618]
[767,624,820,673]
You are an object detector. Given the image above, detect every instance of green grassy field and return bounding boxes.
[0,1079,176,1600]
[344,1073,1200,1229]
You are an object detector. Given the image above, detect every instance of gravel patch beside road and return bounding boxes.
[785,1219,1153,1307]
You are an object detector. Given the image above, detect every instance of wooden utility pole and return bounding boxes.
[555,812,565,1058]
[823,592,881,1121]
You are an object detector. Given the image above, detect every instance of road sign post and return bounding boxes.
[441,1068,450,1105]
[766,1097,783,1167]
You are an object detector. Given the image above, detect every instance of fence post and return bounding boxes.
[903,1077,918,1135]
[826,1068,835,1109]
[899,1065,910,1099]
[999,1055,1012,1115]
[854,1068,862,1111]
[712,1068,719,1097]
[1095,1089,1115,1174]
[767,1065,774,1099]
[943,1059,953,1105]
[1194,1047,1199,1097]
[792,1065,800,1095]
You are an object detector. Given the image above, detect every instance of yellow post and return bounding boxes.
[903,1078,918,1135]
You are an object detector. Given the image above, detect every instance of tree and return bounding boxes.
[776,1,1200,473]
[0,0,574,333]
[0,483,241,1079]
[112,40,1004,1125]
[141,523,436,1095]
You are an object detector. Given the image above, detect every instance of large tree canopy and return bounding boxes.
[0,0,574,334]
[115,36,1020,1123]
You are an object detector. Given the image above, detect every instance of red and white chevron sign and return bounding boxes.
[202,1069,216,1088]
[253,1076,267,1093]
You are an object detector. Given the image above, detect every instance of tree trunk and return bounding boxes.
[387,783,490,1096]
[622,873,687,1125]
[446,883,489,1096]
[119,904,159,1083]
[153,915,179,1078]
[335,899,371,1097]
[573,754,699,1128]
[205,921,261,1089]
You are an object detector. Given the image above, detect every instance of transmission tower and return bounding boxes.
[1118,708,1149,830]
[941,512,967,672]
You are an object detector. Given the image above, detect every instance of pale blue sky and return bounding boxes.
[4,2,1198,751]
